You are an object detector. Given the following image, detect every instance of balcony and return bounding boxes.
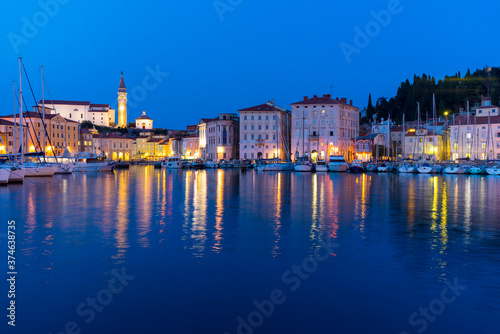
[255,139,265,147]
[309,135,320,141]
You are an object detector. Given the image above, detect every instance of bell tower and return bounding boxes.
[117,71,127,127]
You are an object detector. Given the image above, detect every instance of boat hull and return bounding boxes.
[398,166,418,173]
[328,163,348,172]
[349,166,364,173]
[486,167,500,175]
[314,165,328,172]
[294,164,313,172]
[8,167,24,183]
[0,169,11,185]
[24,165,58,177]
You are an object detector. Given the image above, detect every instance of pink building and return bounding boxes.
[198,113,239,161]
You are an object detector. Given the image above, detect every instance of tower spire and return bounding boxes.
[119,71,126,92]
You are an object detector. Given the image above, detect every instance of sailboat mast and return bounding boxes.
[42,65,45,155]
[402,113,405,159]
[433,94,437,160]
[13,81,17,158]
[18,58,24,164]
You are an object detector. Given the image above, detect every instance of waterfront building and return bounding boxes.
[186,125,199,136]
[135,111,153,130]
[198,113,239,161]
[1,109,79,156]
[449,96,500,161]
[168,137,183,157]
[92,133,133,161]
[79,127,98,153]
[402,128,447,161]
[36,101,115,127]
[238,101,291,161]
[0,119,28,155]
[117,72,128,128]
[290,94,360,162]
[146,137,166,159]
[182,135,200,159]
[353,133,379,162]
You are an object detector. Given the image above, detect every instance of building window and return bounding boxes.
[258,116,262,120]
[244,116,247,120]
[266,116,269,120]
[244,135,247,140]
[81,114,83,118]
[251,116,254,120]
[330,131,333,136]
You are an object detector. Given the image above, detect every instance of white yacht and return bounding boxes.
[23,163,58,177]
[294,157,313,172]
[377,163,395,173]
[398,162,418,173]
[73,155,115,172]
[485,165,500,175]
[417,162,443,174]
[314,161,328,172]
[161,157,183,169]
[327,155,348,172]
[205,161,218,169]
[443,164,470,174]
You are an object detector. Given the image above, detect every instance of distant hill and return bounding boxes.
[365,67,499,123]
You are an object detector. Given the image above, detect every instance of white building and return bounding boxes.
[450,97,500,161]
[239,101,291,160]
[290,94,360,162]
[198,113,239,161]
[38,100,115,127]
[135,111,153,130]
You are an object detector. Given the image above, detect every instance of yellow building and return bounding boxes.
[117,71,128,127]
[1,109,79,156]
[93,133,133,161]
[0,119,29,155]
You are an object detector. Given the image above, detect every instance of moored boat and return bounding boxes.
[417,163,443,174]
[314,161,328,172]
[294,157,313,172]
[327,155,348,172]
[485,165,500,175]
[348,160,364,173]
[73,155,115,172]
[161,157,183,169]
[377,163,395,173]
[398,163,418,173]
[443,164,470,174]
[0,167,11,185]
[23,163,58,177]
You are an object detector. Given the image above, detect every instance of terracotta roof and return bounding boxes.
[38,100,91,106]
[1,112,78,123]
[291,94,358,109]
[452,115,500,125]
[93,133,132,140]
[147,138,164,143]
[0,119,25,127]
[406,131,440,137]
[136,115,152,120]
[90,104,110,108]
[476,105,497,109]
[391,126,404,132]
[239,103,288,112]
[199,118,216,124]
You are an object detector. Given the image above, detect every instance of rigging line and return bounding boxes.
[22,62,58,163]
[16,92,42,164]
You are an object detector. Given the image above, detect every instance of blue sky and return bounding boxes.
[0,0,498,129]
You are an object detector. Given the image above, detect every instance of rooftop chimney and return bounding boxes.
[304,96,308,101]
[341,98,347,103]
[350,100,353,106]
[313,95,318,99]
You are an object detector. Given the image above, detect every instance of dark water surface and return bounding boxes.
[1,167,500,334]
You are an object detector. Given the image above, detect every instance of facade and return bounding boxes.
[238,101,291,160]
[93,133,133,161]
[117,72,128,127]
[37,100,115,127]
[145,137,165,159]
[290,94,360,162]
[449,97,500,161]
[182,136,200,159]
[0,119,28,155]
[354,133,379,162]
[403,128,446,161]
[136,111,153,130]
[1,110,79,156]
[79,127,98,153]
[198,114,239,161]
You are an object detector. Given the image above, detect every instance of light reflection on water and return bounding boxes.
[3,167,500,333]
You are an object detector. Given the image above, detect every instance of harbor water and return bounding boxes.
[1,167,500,333]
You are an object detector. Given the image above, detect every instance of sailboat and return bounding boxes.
[260,107,293,171]
[294,111,312,172]
[418,94,443,174]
